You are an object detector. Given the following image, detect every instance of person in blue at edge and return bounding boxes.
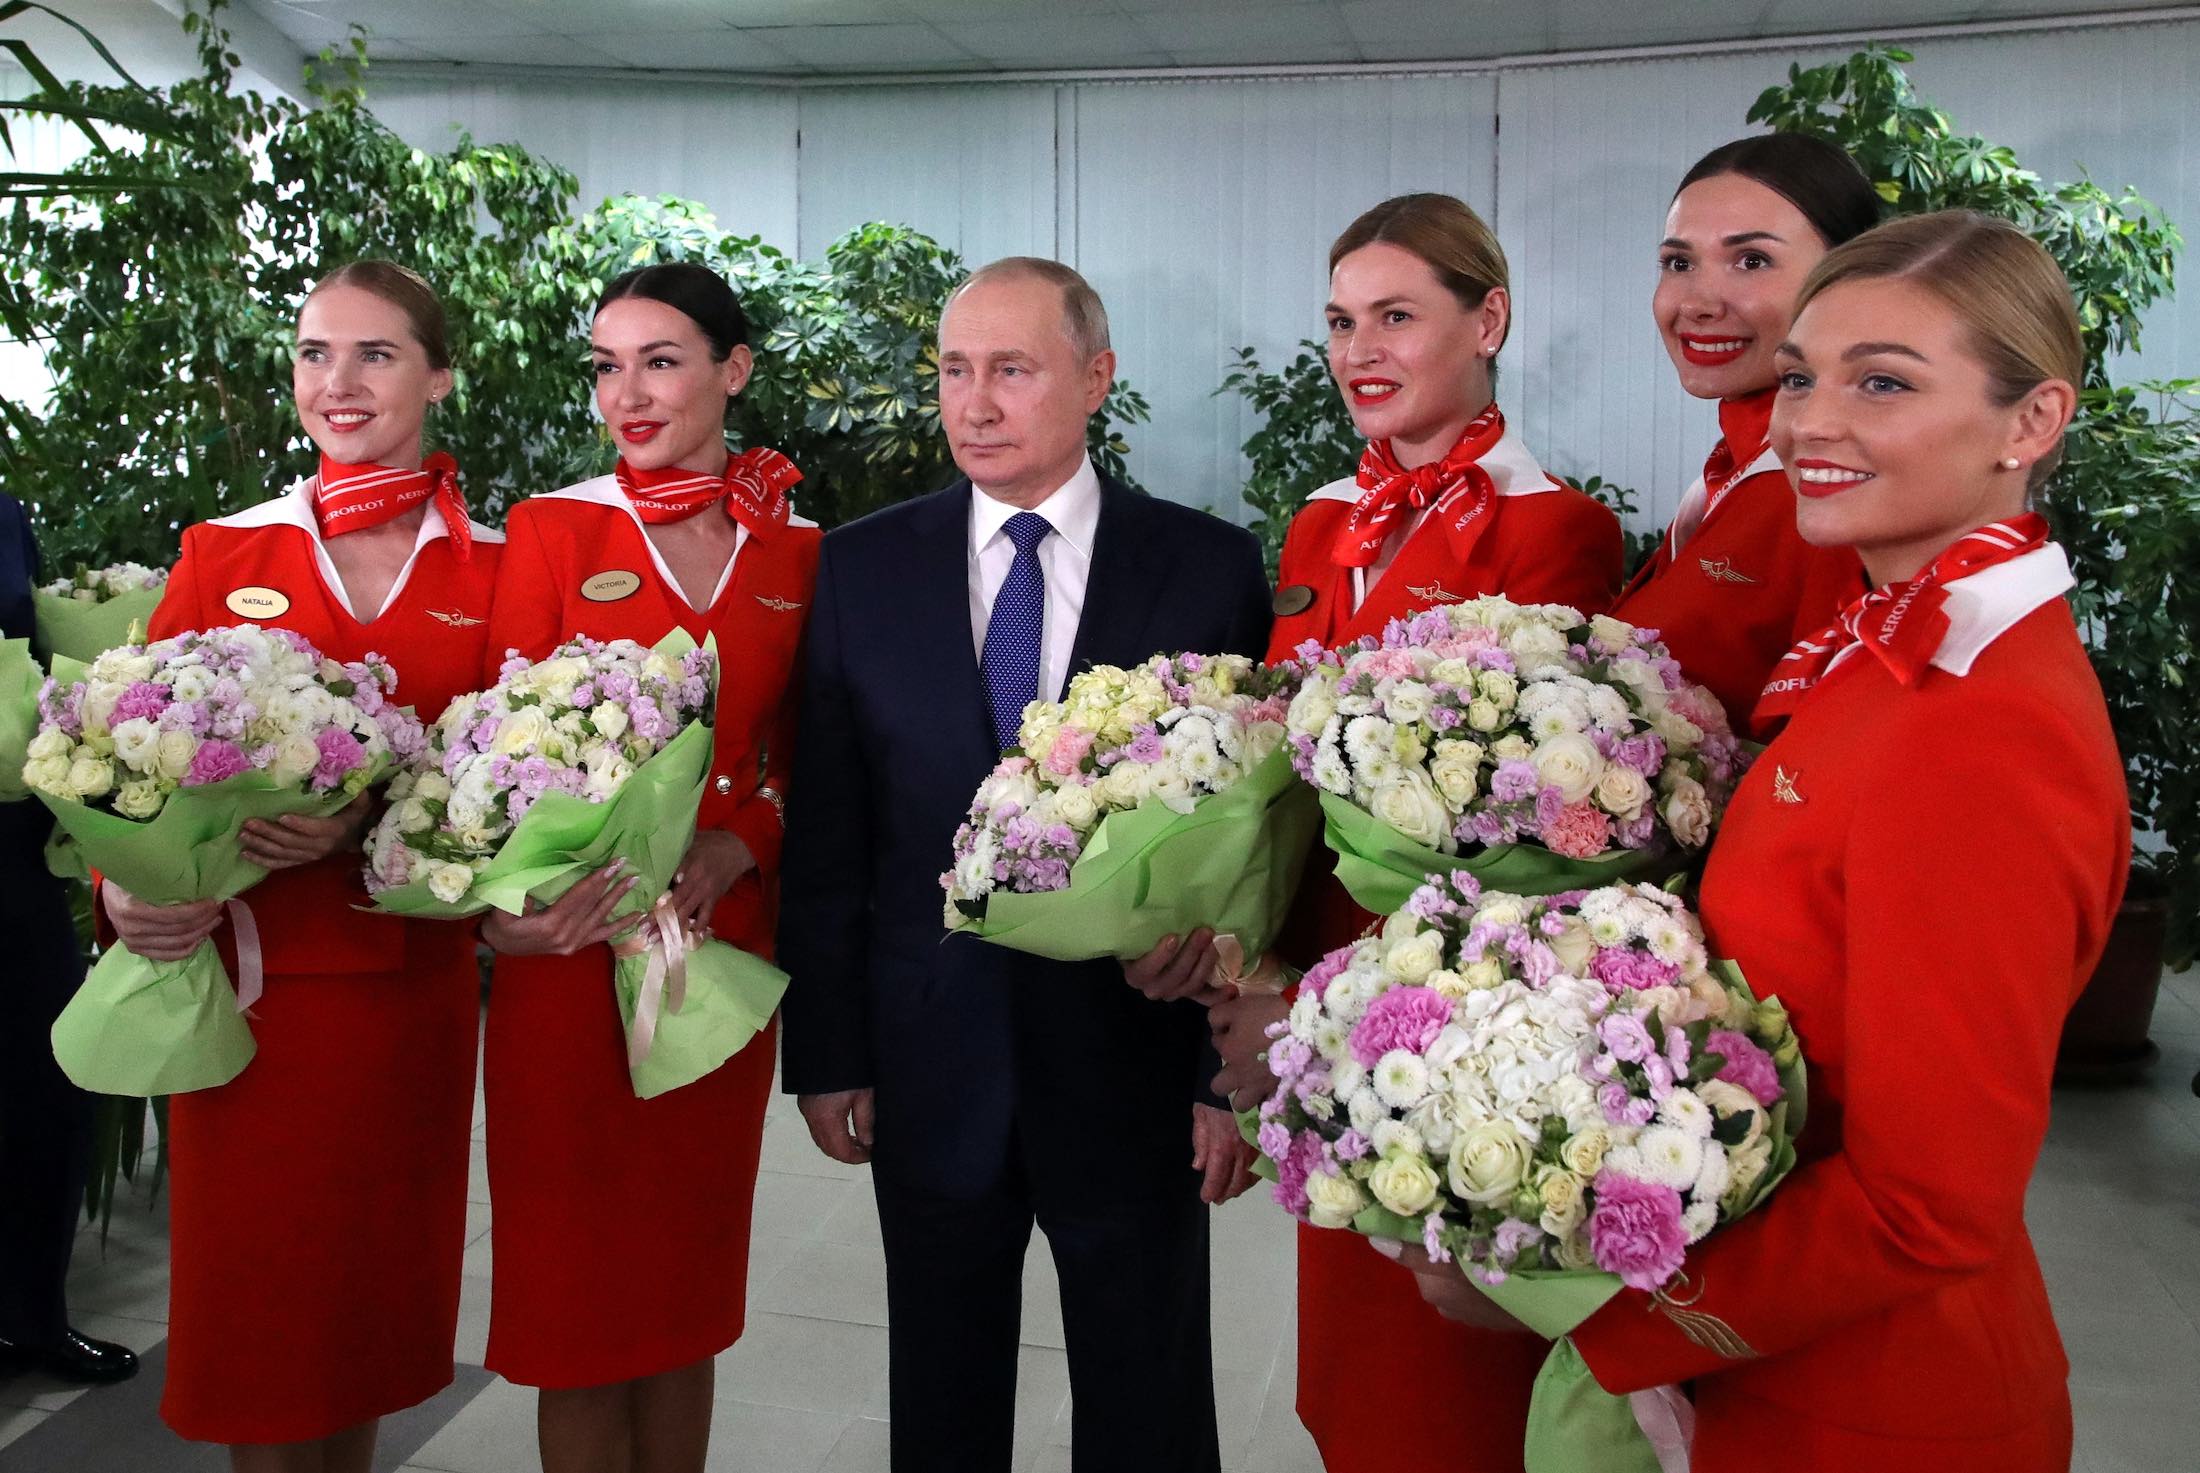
[0,493,138,1387]
[777,257,1268,1473]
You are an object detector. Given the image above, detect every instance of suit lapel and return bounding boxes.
[1066,477,1167,679]
[910,481,1000,770]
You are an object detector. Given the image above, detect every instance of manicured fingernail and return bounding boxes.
[1370,1238,1403,1260]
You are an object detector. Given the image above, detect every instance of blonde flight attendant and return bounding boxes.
[1399,211,2128,1473]
[105,262,501,1473]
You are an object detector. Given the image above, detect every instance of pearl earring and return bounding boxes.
[1999,456,2020,470]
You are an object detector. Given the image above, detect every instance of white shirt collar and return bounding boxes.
[210,479,504,622]
[1305,420,1563,505]
[1929,542,2075,676]
[969,455,1102,559]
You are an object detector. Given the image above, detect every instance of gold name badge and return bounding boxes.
[1272,584,1315,617]
[581,570,641,603]
[224,585,290,619]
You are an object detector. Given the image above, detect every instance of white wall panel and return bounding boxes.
[1069,74,1498,517]
[795,84,1059,262]
[366,76,800,247]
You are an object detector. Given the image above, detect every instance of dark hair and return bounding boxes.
[307,260,450,370]
[595,261,750,362]
[1677,135,1881,249]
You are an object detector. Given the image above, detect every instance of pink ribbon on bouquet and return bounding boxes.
[1629,1384,1695,1473]
[614,895,697,1068]
[1209,934,1291,996]
[226,899,265,1013]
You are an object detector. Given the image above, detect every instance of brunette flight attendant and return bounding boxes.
[104,262,501,1473]
[1397,211,2128,1472]
[1186,194,1623,1473]
[1609,136,1877,735]
[480,261,816,1473]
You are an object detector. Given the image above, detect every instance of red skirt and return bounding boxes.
[161,924,478,1445]
[1296,1222,1546,1473]
[482,926,776,1390]
[1692,1381,2072,1472]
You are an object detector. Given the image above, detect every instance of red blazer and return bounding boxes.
[485,477,820,954]
[146,483,504,974]
[1610,442,1864,739]
[1574,545,2129,1455]
[1266,426,1623,662]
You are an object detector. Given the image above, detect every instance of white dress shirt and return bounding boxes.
[968,455,1101,703]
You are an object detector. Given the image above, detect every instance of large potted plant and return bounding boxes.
[1754,48,2194,1082]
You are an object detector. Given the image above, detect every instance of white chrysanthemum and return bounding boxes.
[1634,1125,1705,1191]
[1346,1084,1388,1135]
[1369,1118,1425,1161]
[1691,1139,1732,1205]
[1656,1087,1715,1139]
[1372,1050,1433,1109]
[1681,1198,1720,1245]
[1342,714,1397,769]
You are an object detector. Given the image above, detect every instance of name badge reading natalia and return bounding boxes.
[581,570,641,603]
[224,585,290,619]
[1272,584,1315,617]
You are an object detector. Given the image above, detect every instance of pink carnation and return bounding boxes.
[1298,945,1356,1001]
[1348,985,1453,1068]
[1706,1029,1783,1106]
[1587,1170,1689,1291]
[1541,801,1612,859]
[312,728,367,789]
[1043,726,1095,776]
[182,739,248,787]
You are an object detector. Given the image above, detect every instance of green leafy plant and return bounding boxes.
[1753,46,2196,962]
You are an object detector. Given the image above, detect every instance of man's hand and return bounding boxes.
[1374,1238,1539,1333]
[1191,1103,1258,1204]
[1208,989,1290,1112]
[667,830,756,934]
[798,1088,876,1166]
[238,793,374,871]
[1121,929,1227,1006]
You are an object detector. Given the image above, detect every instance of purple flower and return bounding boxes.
[1597,1012,1657,1063]
[183,739,249,787]
[1298,945,1356,1001]
[1490,761,1538,803]
[1348,985,1453,1068]
[1587,1171,1690,1290]
[1268,1035,1313,1080]
[1591,947,1682,992]
[1534,786,1566,827]
[1614,734,1667,777]
[112,681,170,724]
[1122,725,1165,765]
[1599,1082,1656,1126]
[1705,1029,1783,1106]
[1335,1129,1371,1162]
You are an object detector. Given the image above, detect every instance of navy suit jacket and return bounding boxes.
[778,474,1272,1201]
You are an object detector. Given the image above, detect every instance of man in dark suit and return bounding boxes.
[0,494,136,1387]
[778,258,1269,1472]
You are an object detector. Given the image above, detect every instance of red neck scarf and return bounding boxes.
[1670,388,1776,557]
[1334,404,1507,568]
[614,447,802,539]
[1754,512,2050,723]
[311,451,473,561]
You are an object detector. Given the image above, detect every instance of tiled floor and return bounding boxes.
[6,968,2198,1472]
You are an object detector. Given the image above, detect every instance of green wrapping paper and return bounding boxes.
[368,633,787,1100]
[39,774,370,1096]
[33,586,164,664]
[0,638,37,801]
[1319,791,1675,915]
[952,744,1321,963]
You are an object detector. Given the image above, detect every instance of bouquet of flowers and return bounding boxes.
[364,631,786,1099]
[0,638,37,801]
[27,625,426,1094]
[1250,871,1803,1473]
[1286,599,1748,914]
[34,561,170,663]
[943,652,1319,967]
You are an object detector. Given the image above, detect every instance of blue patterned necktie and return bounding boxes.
[982,510,1052,750]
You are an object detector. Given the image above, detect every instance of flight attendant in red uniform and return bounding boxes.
[1610,135,1879,737]
[479,261,817,1473]
[1397,211,2129,1472]
[1190,194,1622,1473]
[103,262,501,1473]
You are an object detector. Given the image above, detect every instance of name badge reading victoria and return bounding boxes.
[582,570,642,603]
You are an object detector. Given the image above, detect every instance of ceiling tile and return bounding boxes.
[263,0,551,41]
[934,13,1171,67]
[566,28,805,70]
[717,0,915,22]
[1336,1,1550,61]
[1132,3,1357,59]
[749,22,976,68]
[388,33,627,67]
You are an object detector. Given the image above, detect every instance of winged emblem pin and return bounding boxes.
[425,608,485,628]
[1698,558,1758,586]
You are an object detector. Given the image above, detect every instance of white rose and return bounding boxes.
[592,702,631,742]
[1536,1166,1588,1239]
[26,728,72,763]
[1476,670,1520,707]
[22,753,73,796]
[1288,679,1339,733]
[1367,771,1451,850]
[1552,1232,1600,1272]
[493,707,553,756]
[1448,1121,1532,1206]
[1385,929,1446,985]
[413,770,453,803]
[112,778,165,820]
[428,862,476,904]
[1532,733,1602,803]
[1547,917,1596,977]
[1593,764,1652,819]
[1384,680,1436,727]
[1305,1170,1369,1230]
[1697,1080,1767,1147]
[1589,614,1636,650]
[1368,1154,1442,1217]
[1051,783,1100,831]
[67,754,115,800]
[1721,1137,1774,1213]
[1651,709,1705,750]
[1559,1125,1613,1177]
[1429,742,1483,807]
[271,734,322,785]
[1465,699,1503,733]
